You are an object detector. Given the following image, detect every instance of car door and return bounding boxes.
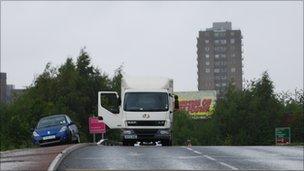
[98,91,123,129]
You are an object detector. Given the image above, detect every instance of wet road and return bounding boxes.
[58,145,303,170]
[0,144,71,170]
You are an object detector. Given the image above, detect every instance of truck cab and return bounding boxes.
[98,76,177,146]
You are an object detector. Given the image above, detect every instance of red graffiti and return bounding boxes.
[179,99,212,113]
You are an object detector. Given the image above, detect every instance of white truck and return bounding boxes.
[98,76,178,146]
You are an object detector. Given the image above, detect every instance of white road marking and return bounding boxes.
[203,155,216,161]
[219,162,239,170]
[178,156,202,159]
[193,150,202,155]
[182,146,194,151]
[182,146,238,170]
[128,152,142,156]
[187,147,193,151]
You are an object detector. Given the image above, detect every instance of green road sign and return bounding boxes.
[275,127,291,144]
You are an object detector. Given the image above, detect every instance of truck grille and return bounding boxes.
[133,129,158,135]
[127,120,165,126]
[133,129,158,139]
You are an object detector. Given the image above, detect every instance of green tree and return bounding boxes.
[173,110,196,145]
[111,65,123,94]
[214,72,283,145]
[279,89,304,143]
[0,48,126,150]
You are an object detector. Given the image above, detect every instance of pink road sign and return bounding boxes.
[89,117,106,134]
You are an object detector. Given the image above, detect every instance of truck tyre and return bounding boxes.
[168,139,172,146]
[161,140,170,146]
[123,140,130,146]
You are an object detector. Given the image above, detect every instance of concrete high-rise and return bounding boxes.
[197,22,243,97]
[0,72,7,103]
[0,73,24,103]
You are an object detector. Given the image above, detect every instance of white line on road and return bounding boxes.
[193,150,202,155]
[182,147,239,170]
[182,146,194,151]
[203,155,216,161]
[219,162,239,170]
[178,156,202,159]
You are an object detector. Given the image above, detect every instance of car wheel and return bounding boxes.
[74,134,80,144]
[68,131,73,144]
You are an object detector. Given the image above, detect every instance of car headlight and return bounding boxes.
[59,126,67,132]
[33,131,39,137]
[123,130,133,135]
[160,130,169,135]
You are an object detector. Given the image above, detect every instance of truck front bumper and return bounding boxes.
[122,129,171,141]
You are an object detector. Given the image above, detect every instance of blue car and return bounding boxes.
[32,114,80,146]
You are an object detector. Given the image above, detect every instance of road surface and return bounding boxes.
[0,144,71,170]
[58,145,303,170]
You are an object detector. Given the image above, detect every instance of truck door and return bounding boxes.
[98,91,123,129]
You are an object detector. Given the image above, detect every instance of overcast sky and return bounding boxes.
[1,1,303,92]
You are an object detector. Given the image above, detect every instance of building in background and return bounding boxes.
[6,84,15,102]
[197,22,243,98]
[174,90,217,119]
[0,72,7,103]
[0,72,24,103]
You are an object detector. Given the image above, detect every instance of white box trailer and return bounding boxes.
[98,76,177,146]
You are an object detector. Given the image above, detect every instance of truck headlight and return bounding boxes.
[59,126,67,132]
[123,130,133,135]
[160,130,169,135]
[126,121,137,125]
[157,121,165,126]
[33,131,39,137]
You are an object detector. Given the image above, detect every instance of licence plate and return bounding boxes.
[124,135,137,139]
[43,135,56,140]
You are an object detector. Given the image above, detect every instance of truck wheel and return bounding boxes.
[168,139,172,146]
[123,140,130,146]
[161,140,169,146]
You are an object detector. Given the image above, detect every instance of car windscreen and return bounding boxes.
[123,92,169,112]
[37,116,67,128]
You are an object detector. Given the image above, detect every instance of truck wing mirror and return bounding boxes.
[174,95,179,109]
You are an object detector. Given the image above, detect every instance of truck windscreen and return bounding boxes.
[123,92,169,112]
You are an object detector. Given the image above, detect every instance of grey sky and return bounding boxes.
[1,1,303,92]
